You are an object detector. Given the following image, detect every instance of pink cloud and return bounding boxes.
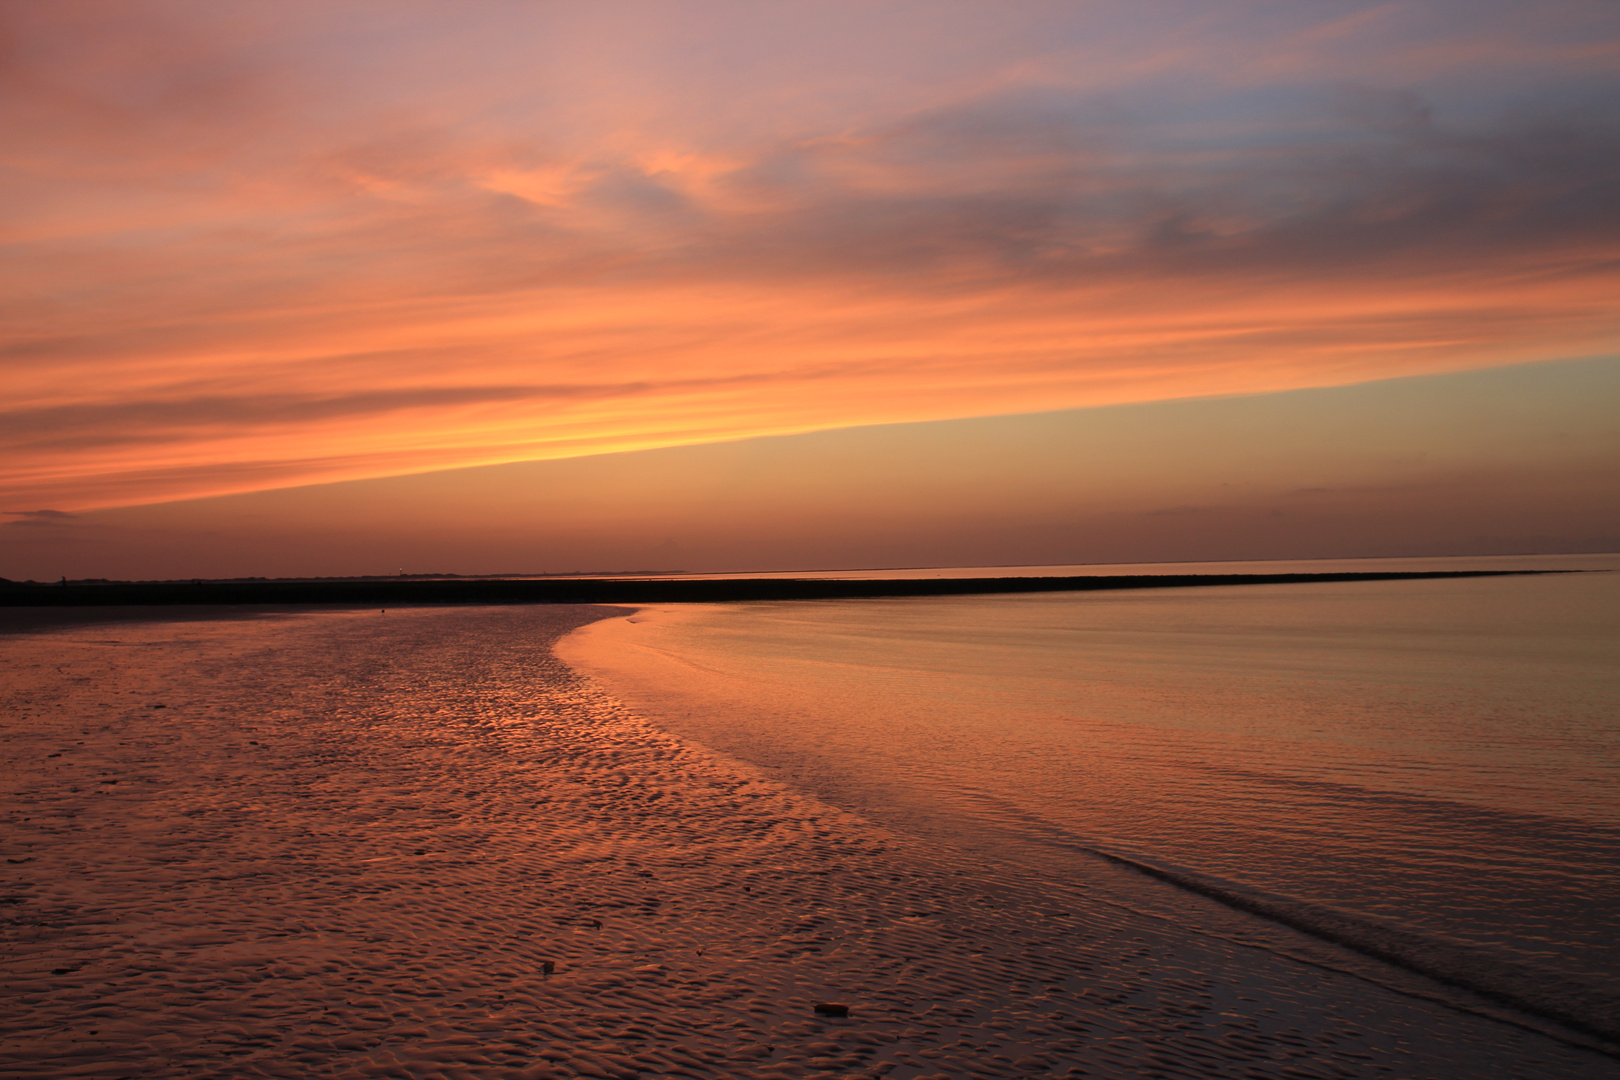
[2,1,1617,511]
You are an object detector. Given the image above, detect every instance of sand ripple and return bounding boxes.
[1,605,1611,1078]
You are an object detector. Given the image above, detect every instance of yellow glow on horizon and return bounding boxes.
[6,254,1617,512]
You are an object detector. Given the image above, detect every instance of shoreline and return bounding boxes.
[0,569,1557,609]
[3,604,1613,1078]
[558,594,1620,1053]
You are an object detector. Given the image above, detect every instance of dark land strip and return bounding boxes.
[0,569,1557,608]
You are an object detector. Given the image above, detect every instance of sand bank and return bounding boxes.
[0,570,1549,608]
[2,605,1611,1078]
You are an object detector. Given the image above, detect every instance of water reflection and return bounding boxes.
[561,565,1620,1007]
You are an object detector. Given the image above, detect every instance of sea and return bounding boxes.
[557,554,1620,1043]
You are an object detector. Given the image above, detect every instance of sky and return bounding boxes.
[3,1,1618,579]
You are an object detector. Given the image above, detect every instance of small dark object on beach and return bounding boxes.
[590,918,602,929]
[813,1002,850,1018]
[541,961,555,975]
[151,703,166,709]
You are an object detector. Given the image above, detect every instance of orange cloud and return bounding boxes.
[2,2,1618,512]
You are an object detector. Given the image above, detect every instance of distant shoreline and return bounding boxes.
[0,569,1559,608]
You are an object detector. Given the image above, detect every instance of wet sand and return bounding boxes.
[2,604,1612,1078]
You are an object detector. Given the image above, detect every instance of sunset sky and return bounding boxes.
[4,1,1618,579]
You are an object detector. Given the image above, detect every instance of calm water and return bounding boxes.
[560,555,1620,1037]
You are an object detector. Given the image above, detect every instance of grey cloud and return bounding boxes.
[558,80,1620,288]
[0,384,610,456]
[0,361,870,456]
[4,509,79,527]
[213,74,1620,298]
[23,58,1614,314]
[584,166,693,216]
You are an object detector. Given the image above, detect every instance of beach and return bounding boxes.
[3,604,1614,1079]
